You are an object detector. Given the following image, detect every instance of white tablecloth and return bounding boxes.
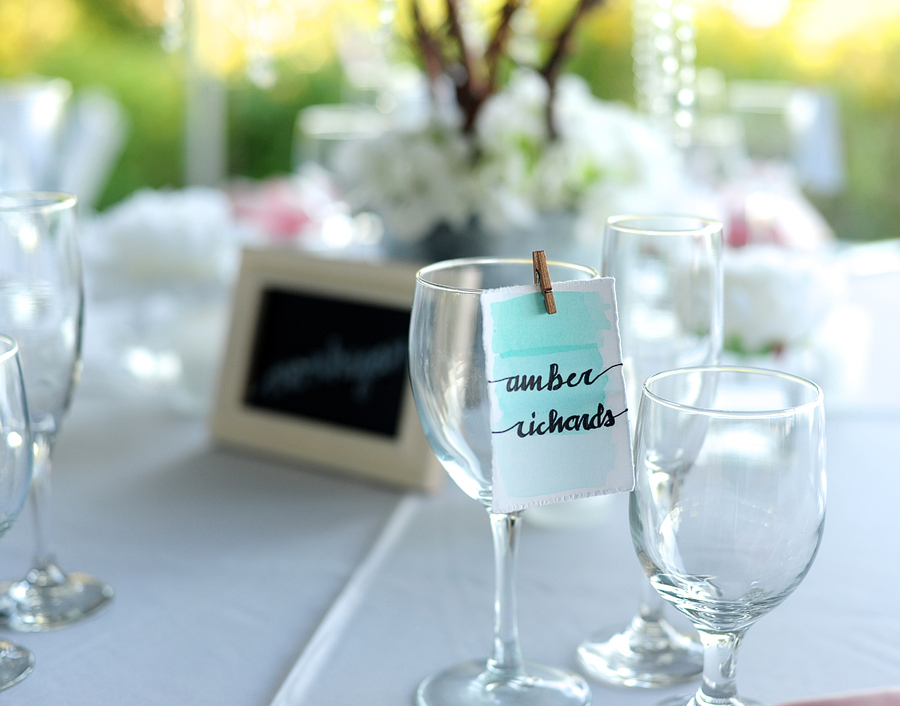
[0,391,403,705]
[0,263,896,705]
[292,411,900,706]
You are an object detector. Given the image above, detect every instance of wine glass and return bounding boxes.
[409,257,597,706]
[0,192,113,631]
[630,366,826,706]
[577,214,723,687]
[0,335,36,687]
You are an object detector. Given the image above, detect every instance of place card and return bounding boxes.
[482,278,633,514]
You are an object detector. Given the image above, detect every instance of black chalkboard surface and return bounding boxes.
[244,288,410,437]
[212,249,442,492]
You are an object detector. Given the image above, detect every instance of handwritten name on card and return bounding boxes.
[482,278,634,514]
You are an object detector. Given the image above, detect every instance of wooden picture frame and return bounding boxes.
[211,248,443,492]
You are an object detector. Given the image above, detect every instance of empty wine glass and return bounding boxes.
[577,214,722,687]
[0,192,113,631]
[0,335,37,687]
[409,257,597,706]
[630,366,826,706]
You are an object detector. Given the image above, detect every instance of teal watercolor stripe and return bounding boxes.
[488,291,612,358]
[499,343,596,359]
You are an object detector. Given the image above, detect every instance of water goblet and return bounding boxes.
[630,366,826,706]
[577,214,722,687]
[0,335,38,686]
[409,257,598,706]
[0,192,113,631]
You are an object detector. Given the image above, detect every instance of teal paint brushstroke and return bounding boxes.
[489,292,612,358]
[499,343,595,359]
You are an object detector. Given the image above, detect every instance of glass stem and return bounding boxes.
[485,511,525,680]
[695,629,745,706]
[637,576,665,622]
[29,433,57,573]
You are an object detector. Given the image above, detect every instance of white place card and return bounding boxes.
[481,278,634,514]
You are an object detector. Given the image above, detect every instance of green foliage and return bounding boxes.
[2,9,184,209]
[814,41,900,242]
[566,33,635,105]
[227,62,344,179]
[810,101,900,241]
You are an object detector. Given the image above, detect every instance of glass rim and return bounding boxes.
[0,192,78,214]
[606,214,723,237]
[415,256,600,294]
[0,335,19,365]
[642,365,824,418]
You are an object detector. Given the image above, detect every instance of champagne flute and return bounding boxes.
[0,192,113,631]
[0,336,36,687]
[630,366,826,706]
[577,214,722,687]
[409,257,596,706]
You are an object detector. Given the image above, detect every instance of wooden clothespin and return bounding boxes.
[532,250,557,315]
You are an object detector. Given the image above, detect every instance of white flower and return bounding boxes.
[84,187,251,286]
[333,123,483,243]
[722,245,845,354]
[477,70,548,152]
[332,68,684,243]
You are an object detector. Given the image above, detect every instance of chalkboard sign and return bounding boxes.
[245,288,410,436]
[212,249,443,491]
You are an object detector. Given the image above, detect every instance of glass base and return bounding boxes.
[659,693,762,706]
[0,641,33,690]
[417,659,591,706]
[0,562,114,632]
[576,616,702,688]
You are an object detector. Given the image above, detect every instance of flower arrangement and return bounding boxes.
[718,170,840,356]
[331,0,686,246]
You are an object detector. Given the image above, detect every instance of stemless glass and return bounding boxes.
[578,214,723,687]
[410,257,597,706]
[0,336,37,687]
[630,367,826,706]
[0,192,113,630]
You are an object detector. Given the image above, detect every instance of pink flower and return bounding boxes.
[229,178,313,241]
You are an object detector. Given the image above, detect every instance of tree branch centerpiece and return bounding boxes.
[331,0,684,255]
[413,0,604,138]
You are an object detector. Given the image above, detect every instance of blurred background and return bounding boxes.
[1,0,897,241]
[2,0,897,416]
